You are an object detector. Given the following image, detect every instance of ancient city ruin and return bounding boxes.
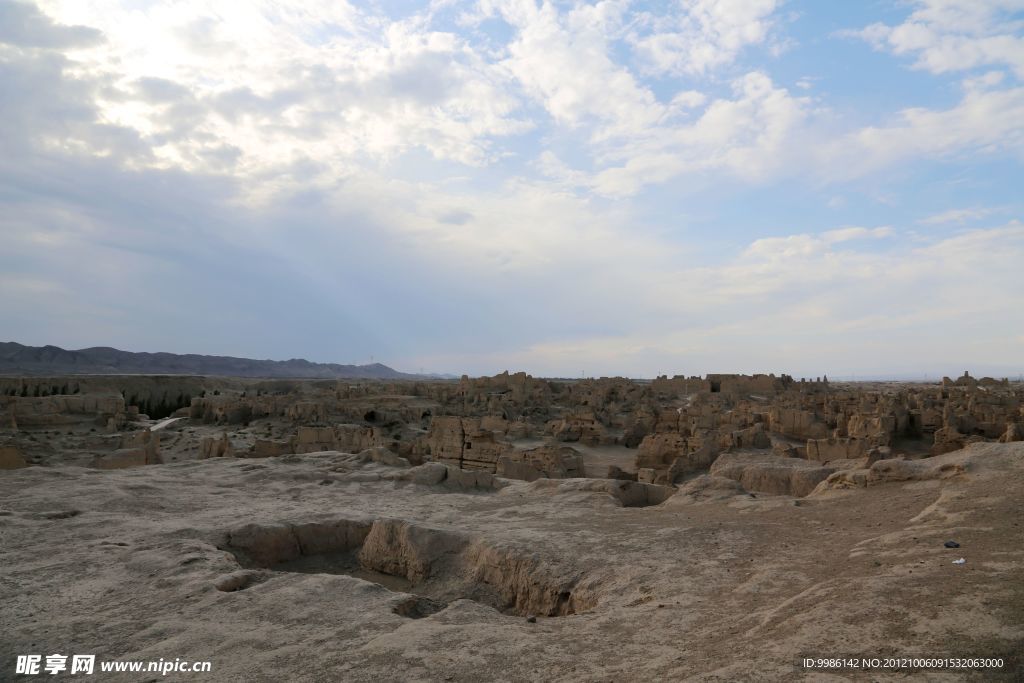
[6,0,1024,677]
[2,369,1022,679]
[6,0,1024,676]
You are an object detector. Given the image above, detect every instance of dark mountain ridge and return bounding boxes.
[0,342,430,379]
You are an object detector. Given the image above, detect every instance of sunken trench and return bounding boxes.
[221,517,599,619]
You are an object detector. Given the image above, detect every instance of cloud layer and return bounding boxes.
[1,0,1022,377]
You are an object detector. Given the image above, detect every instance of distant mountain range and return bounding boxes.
[0,342,442,380]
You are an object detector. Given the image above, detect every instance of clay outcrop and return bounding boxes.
[1,371,1020,498]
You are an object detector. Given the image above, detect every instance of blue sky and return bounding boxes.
[1,0,1022,378]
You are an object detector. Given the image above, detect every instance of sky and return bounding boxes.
[1,0,1022,379]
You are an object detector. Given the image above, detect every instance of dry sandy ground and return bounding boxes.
[512,438,638,477]
[1,442,1022,682]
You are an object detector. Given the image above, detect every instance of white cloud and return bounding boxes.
[3,0,1024,379]
[826,195,847,209]
[584,71,812,196]
[919,206,997,224]
[852,0,1024,78]
[441,222,1024,377]
[0,0,102,48]
[10,0,1023,203]
[464,3,809,197]
[30,0,531,181]
[817,83,1024,180]
[479,0,666,139]
[742,226,892,260]
[631,0,781,76]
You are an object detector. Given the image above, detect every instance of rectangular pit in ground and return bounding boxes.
[221,517,599,618]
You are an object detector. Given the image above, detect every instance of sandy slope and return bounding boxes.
[1,443,1022,681]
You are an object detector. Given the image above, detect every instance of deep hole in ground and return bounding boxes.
[222,517,598,618]
[610,481,676,507]
[393,595,447,619]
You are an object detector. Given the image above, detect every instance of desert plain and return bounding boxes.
[1,371,1022,681]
